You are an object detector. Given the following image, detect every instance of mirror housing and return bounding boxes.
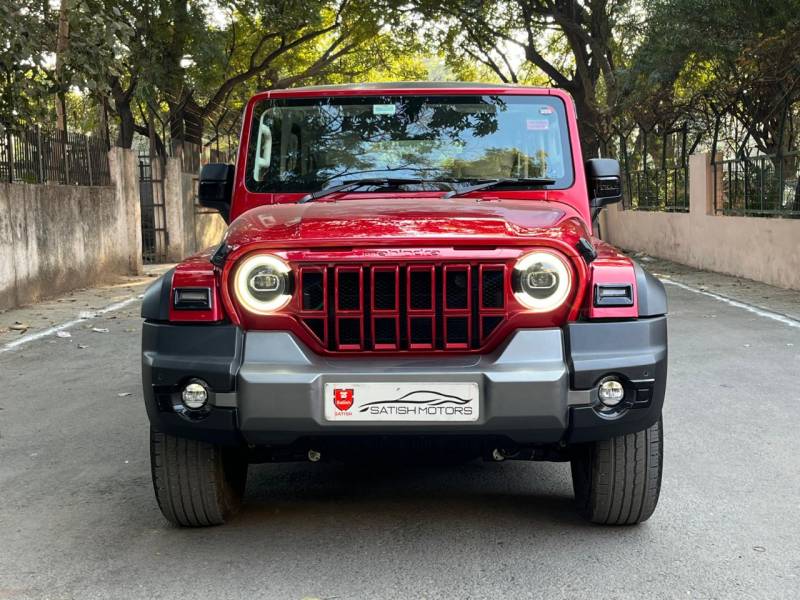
[586,158,623,214]
[198,163,234,223]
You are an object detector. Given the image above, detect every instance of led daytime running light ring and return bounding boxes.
[233,253,292,314]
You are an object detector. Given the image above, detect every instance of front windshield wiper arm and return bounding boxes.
[298,177,455,204]
[443,177,557,199]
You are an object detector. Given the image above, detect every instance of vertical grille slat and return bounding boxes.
[407,265,436,349]
[299,261,509,352]
[371,266,400,350]
[442,264,472,349]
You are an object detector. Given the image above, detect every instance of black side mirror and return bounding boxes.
[586,158,622,216]
[198,163,234,223]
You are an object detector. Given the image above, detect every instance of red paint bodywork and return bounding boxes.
[172,83,640,347]
[169,249,224,322]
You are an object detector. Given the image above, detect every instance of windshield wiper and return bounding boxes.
[298,178,455,204]
[443,177,557,199]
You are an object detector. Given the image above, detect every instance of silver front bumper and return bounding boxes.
[235,329,591,445]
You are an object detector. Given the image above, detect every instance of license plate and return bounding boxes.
[323,382,480,422]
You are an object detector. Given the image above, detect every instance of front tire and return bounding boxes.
[150,429,248,527]
[570,418,663,525]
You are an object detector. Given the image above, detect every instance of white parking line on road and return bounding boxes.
[0,296,140,354]
[661,279,800,329]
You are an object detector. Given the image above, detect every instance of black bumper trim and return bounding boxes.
[141,318,667,447]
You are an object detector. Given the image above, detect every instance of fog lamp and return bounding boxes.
[598,378,625,407]
[182,381,209,409]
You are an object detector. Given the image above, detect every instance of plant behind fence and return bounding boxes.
[713,152,800,218]
[623,166,689,213]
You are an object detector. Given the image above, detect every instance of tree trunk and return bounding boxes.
[115,97,135,148]
[571,88,601,158]
[55,0,70,134]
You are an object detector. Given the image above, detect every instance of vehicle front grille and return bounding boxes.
[297,263,508,352]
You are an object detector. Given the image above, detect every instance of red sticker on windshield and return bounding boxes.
[527,119,549,130]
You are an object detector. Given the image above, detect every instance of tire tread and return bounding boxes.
[150,429,246,527]
[571,418,663,525]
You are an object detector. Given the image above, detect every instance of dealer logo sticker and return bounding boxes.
[333,388,354,411]
[324,382,480,422]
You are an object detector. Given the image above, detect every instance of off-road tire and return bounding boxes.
[150,429,248,527]
[570,418,663,525]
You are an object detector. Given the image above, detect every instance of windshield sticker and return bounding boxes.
[372,104,397,115]
[539,106,555,115]
[527,119,549,130]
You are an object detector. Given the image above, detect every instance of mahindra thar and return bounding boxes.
[141,82,667,527]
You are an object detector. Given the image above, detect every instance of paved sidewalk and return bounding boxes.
[629,252,800,321]
[0,266,172,347]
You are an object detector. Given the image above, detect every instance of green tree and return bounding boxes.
[411,0,641,156]
[0,1,54,128]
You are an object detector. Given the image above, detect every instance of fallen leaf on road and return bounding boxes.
[56,331,72,338]
[92,327,110,333]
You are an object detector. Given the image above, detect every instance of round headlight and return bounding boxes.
[234,253,292,314]
[513,251,572,311]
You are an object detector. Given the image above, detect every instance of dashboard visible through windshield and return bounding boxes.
[244,94,574,193]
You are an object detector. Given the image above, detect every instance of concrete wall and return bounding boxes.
[195,209,226,252]
[0,148,141,310]
[163,159,226,258]
[602,153,800,290]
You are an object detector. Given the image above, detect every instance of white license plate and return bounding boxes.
[323,382,480,422]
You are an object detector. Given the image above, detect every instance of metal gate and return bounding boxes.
[138,154,168,264]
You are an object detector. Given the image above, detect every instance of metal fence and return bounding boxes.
[138,154,168,264]
[0,126,111,186]
[623,166,689,213]
[713,152,800,218]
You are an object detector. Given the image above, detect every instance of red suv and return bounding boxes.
[141,82,667,527]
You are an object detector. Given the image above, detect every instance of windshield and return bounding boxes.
[245,94,574,193]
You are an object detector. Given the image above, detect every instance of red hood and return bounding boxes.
[224,197,590,250]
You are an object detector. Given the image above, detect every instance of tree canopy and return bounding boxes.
[2,0,798,164]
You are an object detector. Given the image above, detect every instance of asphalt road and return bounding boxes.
[1,282,798,599]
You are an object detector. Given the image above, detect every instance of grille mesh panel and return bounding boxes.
[301,272,325,311]
[337,271,360,310]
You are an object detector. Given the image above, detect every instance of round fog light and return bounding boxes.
[182,381,209,409]
[598,378,625,407]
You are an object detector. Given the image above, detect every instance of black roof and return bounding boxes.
[268,81,537,93]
